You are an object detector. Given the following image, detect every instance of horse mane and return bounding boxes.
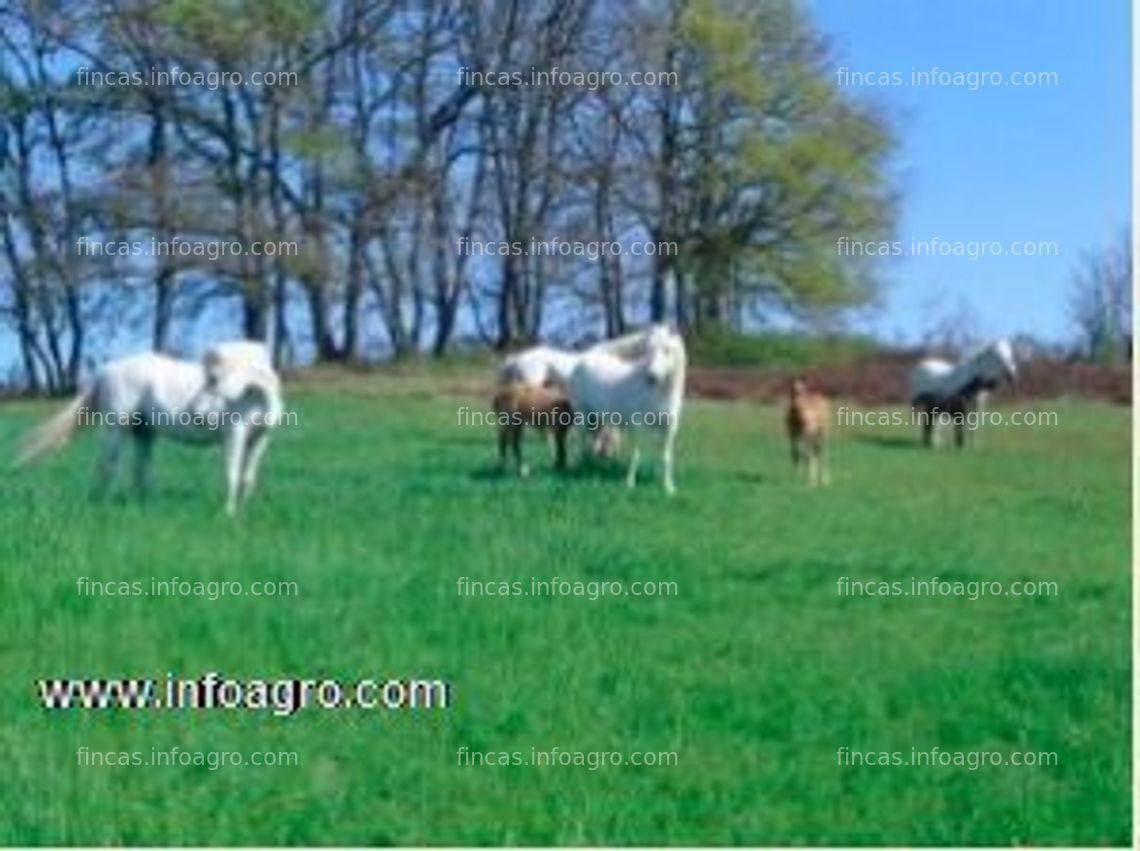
[588,324,677,360]
[942,339,1012,400]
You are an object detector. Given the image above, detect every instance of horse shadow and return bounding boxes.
[470,454,629,485]
[467,460,593,482]
[852,432,921,451]
[469,464,506,483]
[728,470,771,486]
[560,457,628,483]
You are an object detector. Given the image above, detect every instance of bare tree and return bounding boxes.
[1069,229,1131,363]
[0,0,899,388]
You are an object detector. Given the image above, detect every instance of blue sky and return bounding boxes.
[810,0,1130,343]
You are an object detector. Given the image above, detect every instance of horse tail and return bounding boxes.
[14,386,95,467]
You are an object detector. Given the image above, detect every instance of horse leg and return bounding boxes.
[92,426,125,501]
[818,439,831,486]
[607,427,624,456]
[553,426,568,471]
[625,439,641,489]
[513,426,528,478]
[240,430,271,505]
[497,425,510,472]
[578,424,596,467]
[545,425,557,464]
[131,428,155,501]
[919,402,936,448]
[222,427,247,516]
[807,438,828,487]
[595,426,618,459]
[950,396,968,449]
[662,428,677,495]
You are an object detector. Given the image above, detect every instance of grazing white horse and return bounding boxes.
[497,328,666,457]
[498,345,581,388]
[909,338,1017,447]
[15,341,283,515]
[567,325,687,494]
[496,327,667,388]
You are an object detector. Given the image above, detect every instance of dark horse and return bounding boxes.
[909,340,1018,448]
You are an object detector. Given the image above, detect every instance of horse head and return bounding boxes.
[195,343,282,427]
[971,338,1018,390]
[644,326,686,387]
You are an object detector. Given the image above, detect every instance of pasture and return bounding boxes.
[0,374,1129,845]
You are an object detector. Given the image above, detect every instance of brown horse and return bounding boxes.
[786,378,830,486]
[491,382,575,477]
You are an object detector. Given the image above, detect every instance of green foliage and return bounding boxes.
[675,0,896,322]
[156,0,321,61]
[0,385,1128,845]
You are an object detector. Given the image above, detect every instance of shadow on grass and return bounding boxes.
[469,456,628,484]
[428,430,488,449]
[852,432,923,450]
[728,470,772,485]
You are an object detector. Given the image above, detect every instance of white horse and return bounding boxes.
[15,341,283,514]
[567,325,686,493]
[909,338,1017,447]
[497,327,670,456]
[498,345,581,388]
[496,327,669,388]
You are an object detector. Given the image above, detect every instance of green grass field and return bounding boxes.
[0,380,1129,845]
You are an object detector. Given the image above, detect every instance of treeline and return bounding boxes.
[0,0,894,391]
